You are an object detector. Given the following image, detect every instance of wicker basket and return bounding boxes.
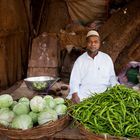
[77,122,140,140]
[0,115,70,139]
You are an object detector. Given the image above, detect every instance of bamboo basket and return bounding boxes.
[77,122,140,140]
[0,115,70,139]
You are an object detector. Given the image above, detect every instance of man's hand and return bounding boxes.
[71,92,80,103]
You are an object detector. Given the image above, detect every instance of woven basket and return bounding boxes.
[0,115,70,139]
[77,122,140,140]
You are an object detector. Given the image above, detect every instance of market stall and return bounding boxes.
[0,80,85,140]
[1,81,140,140]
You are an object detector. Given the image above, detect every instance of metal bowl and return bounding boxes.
[24,76,60,92]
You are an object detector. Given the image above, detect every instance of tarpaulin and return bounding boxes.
[65,0,108,24]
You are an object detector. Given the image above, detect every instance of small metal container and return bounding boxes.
[24,76,60,92]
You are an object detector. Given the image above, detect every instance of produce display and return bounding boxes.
[69,85,140,138]
[0,94,67,130]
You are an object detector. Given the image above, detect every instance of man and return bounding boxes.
[67,30,119,103]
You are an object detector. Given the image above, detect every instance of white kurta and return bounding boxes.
[67,51,119,101]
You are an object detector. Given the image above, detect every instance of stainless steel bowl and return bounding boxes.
[24,76,60,92]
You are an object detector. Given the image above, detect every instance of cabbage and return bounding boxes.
[0,120,9,127]
[54,97,64,105]
[13,102,30,115]
[44,95,53,100]
[30,96,46,112]
[38,109,58,125]
[29,111,38,124]
[55,104,67,116]
[11,114,33,130]
[18,97,29,103]
[43,105,51,111]
[45,98,56,109]
[10,101,18,110]
[33,82,47,90]
[0,108,15,126]
[18,97,30,106]
[0,94,13,108]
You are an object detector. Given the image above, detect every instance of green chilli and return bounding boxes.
[69,85,140,138]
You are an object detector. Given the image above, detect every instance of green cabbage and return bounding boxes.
[11,114,33,130]
[10,101,18,110]
[38,109,58,125]
[55,104,67,116]
[0,94,13,108]
[18,97,30,107]
[30,96,46,112]
[33,82,47,90]
[0,120,9,127]
[13,102,30,115]
[54,97,64,105]
[44,95,53,100]
[0,108,15,127]
[45,98,56,109]
[29,111,38,124]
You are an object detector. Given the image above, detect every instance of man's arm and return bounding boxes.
[109,59,119,86]
[68,60,81,103]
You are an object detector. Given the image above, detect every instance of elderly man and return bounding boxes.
[67,30,119,103]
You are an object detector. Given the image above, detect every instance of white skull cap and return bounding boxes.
[86,30,99,38]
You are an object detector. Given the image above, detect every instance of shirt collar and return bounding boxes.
[85,51,100,60]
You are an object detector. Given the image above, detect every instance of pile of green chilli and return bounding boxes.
[69,85,140,138]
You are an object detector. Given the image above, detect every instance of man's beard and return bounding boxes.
[86,48,99,54]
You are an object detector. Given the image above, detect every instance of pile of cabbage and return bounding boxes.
[0,94,67,130]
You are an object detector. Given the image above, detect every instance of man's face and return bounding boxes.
[86,36,100,54]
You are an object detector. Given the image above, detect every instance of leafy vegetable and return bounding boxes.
[45,98,56,109]
[33,82,47,90]
[44,95,53,100]
[38,109,58,125]
[13,102,30,115]
[0,94,13,108]
[18,97,30,106]
[55,104,67,115]
[0,108,15,127]
[30,96,46,112]
[0,94,68,130]
[11,114,33,130]
[54,97,65,105]
[10,101,18,110]
[29,111,38,124]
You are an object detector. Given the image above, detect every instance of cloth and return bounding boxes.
[66,0,108,25]
[67,51,119,101]
[118,61,140,87]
